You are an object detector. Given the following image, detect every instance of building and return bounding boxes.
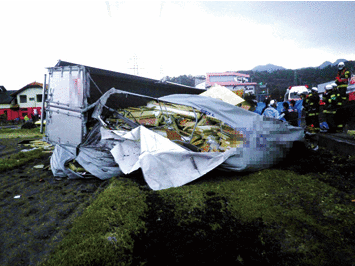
[205,72,259,96]
[0,86,16,108]
[0,82,44,121]
[0,86,16,121]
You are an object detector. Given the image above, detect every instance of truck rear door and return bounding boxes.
[45,65,87,146]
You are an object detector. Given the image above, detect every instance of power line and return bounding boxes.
[128,54,144,76]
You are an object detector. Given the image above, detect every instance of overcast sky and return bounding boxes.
[1,1,355,91]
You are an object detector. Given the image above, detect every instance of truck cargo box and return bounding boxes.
[44,60,204,146]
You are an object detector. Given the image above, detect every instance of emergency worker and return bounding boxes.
[288,100,299,126]
[322,85,333,132]
[323,84,342,133]
[300,92,308,128]
[261,97,271,115]
[281,102,291,123]
[263,100,282,119]
[335,62,350,104]
[280,102,298,127]
[289,100,296,110]
[304,87,320,133]
[335,62,350,129]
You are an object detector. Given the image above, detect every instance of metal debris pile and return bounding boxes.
[103,101,244,153]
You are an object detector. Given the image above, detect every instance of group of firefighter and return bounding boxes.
[237,62,351,134]
[302,61,350,134]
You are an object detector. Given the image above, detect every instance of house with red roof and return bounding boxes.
[205,71,259,97]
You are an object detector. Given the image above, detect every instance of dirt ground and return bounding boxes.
[0,137,24,158]
[0,137,110,266]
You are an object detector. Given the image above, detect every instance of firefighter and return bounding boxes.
[304,87,320,133]
[323,84,342,133]
[322,84,333,132]
[335,62,350,130]
[300,91,308,128]
[335,62,350,104]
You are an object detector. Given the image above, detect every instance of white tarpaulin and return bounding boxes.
[199,84,245,106]
[50,89,304,190]
[107,126,236,190]
[158,94,304,172]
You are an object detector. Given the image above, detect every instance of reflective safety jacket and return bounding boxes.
[336,68,350,102]
[323,89,342,113]
[336,68,350,89]
[303,92,320,115]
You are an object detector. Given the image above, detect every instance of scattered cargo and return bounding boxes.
[103,100,244,153]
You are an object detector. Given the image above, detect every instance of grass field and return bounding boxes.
[38,147,355,265]
[0,127,43,139]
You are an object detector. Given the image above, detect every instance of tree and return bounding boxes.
[164,75,196,87]
[251,60,355,97]
[163,61,355,98]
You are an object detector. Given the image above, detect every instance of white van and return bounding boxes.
[284,85,310,102]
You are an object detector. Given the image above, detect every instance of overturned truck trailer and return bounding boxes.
[44,60,203,146]
[44,61,304,190]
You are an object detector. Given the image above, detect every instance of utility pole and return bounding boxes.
[294,70,298,85]
[128,54,144,76]
[160,65,164,78]
[129,55,138,75]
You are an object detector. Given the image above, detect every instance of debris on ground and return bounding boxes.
[19,140,54,151]
[21,122,37,129]
[67,160,87,174]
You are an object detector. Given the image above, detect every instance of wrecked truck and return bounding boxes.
[43,61,304,190]
[43,60,204,146]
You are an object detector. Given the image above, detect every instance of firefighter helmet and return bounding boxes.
[325,84,332,91]
[311,87,318,92]
[338,62,345,70]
